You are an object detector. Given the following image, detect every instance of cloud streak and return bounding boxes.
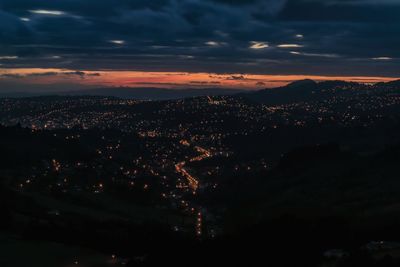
[29,9,65,16]
[0,70,101,79]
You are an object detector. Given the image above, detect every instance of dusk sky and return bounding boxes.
[0,0,399,91]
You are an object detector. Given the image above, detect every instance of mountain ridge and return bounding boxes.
[243,79,400,105]
[0,87,245,100]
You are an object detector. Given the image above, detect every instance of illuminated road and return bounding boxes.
[174,142,214,237]
[175,145,212,193]
[175,162,199,192]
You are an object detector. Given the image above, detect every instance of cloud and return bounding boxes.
[0,73,24,79]
[372,57,392,61]
[59,71,102,78]
[256,81,266,86]
[26,72,59,77]
[227,75,246,80]
[290,51,340,58]
[249,41,269,49]
[205,41,222,47]
[277,44,303,48]
[29,10,65,16]
[109,40,125,45]
[0,56,18,60]
[0,0,398,78]
[0,71,101,79]
[190,81,221,85]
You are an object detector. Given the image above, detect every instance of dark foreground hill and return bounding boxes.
[1,125,400,266]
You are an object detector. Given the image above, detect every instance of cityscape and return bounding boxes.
[1,79,400,266]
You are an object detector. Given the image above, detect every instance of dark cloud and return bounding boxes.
[0,0,399,77]
[0,73,24,79]
[190,81,221,84]
[256,81,266,86]
[27,72,59,77]
[0,71,101,79]
[278,0,400,22]
[227,75,246,80]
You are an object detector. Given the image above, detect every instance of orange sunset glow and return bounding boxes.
[1,68,398,90]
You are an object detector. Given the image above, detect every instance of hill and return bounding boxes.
[244,79,400,105]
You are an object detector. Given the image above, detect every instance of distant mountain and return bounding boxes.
[0,87,245,100]
[0,92,42,98]
[242,79,390,105]
[59,87,245,100]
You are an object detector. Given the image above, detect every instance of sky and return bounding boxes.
[0,0,399,91]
